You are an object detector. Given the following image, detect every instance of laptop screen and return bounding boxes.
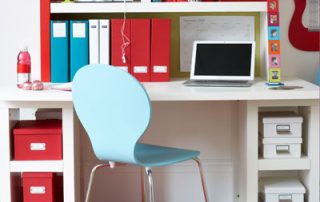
[190,41,255,80]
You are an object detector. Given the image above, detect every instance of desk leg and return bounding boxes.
[62,105,80,202]
[238,101,259,202]
[301,101,320,201]
[246,102,259,201]
[0,108,13,202]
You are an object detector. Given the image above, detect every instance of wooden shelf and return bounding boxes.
[258,156,311,171]
[51,2,267,13]
[10,160,64,172]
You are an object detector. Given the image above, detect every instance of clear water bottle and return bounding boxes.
[17,47,31,88]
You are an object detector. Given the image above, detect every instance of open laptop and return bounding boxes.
[184,41,256,87]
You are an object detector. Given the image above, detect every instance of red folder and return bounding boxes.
[151,19,171,82]
[131,19,151,82]
[111,19,131,73]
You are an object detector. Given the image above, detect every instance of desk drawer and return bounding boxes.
[13,120,62,160]
[259,112,303,138]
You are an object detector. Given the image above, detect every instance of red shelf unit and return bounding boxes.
[40,0,51,82]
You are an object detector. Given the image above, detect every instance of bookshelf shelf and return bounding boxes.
[258,155,311,171]
[51,2,267,13]
[10,160,64,172]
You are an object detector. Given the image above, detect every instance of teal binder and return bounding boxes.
[70,20,89,81]
[50,20,69,83]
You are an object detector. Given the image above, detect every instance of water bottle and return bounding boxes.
[17,47,31,88]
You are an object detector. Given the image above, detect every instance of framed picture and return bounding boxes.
[268,0,279,12]
[268,26,280,40]
[268,40,281,54]
[268,12,279,26]
[269,54,280,68]
[269,68,281,83]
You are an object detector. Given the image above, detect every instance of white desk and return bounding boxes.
[0,78,318,202]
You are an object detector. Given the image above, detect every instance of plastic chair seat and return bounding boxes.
[134,143,200,167]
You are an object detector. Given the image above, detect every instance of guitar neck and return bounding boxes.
[307,0,320,31]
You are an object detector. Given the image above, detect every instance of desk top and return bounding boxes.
[0,78,318,102]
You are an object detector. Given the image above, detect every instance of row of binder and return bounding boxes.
[50,18,171,83]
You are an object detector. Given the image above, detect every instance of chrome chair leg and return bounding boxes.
[145,167,155,202]
[140,167,146,202]
[193,157,209,202]
[85,163,109,202]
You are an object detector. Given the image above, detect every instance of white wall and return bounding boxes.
[0,1,41,86]
[279,0,319,82]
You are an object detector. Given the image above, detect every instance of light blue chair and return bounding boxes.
[72,64,208,202]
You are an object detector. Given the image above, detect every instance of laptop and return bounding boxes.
[184,41,256,87]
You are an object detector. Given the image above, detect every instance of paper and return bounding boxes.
[51,82,73,91]
[180,16,255,72]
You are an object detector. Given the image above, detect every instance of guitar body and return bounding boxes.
[289,0,320,51]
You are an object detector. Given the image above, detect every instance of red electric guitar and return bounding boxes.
[289,0,320,51]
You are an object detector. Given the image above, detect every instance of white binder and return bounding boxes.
[99,19,110,64]
[89,19,99,64]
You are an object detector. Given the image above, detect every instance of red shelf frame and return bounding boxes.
[40,0,51,82]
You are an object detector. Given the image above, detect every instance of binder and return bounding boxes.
[150,19,171,82]
[99,19,110,64]
[131,19,151,82]
[50,20,69,83]
[89,20,99,64]
[111,19,131,73]
[70,20,89,81]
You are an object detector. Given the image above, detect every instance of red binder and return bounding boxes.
[131,19,151,82]
[111,19,131,73]
[151,19,171,82]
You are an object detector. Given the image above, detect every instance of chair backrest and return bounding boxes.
[72,64,151,164]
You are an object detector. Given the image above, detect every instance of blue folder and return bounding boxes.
[70,20,89,81]
[51,20,69,83]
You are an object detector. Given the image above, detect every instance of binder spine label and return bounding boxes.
[117,66,129,72]
[153,66,168,73]
[53,23,66,38]
[73,23,86,38]
[134,66,148,73]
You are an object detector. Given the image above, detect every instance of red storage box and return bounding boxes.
[13,120,62,160]
[22,172,56,202]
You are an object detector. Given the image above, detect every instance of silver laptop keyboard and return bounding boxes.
[183,80,251,87]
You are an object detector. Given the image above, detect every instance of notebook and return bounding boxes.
[184,41,256,87]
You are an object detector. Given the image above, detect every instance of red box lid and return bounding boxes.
[22,172,55,178]
[13,120,62,135]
